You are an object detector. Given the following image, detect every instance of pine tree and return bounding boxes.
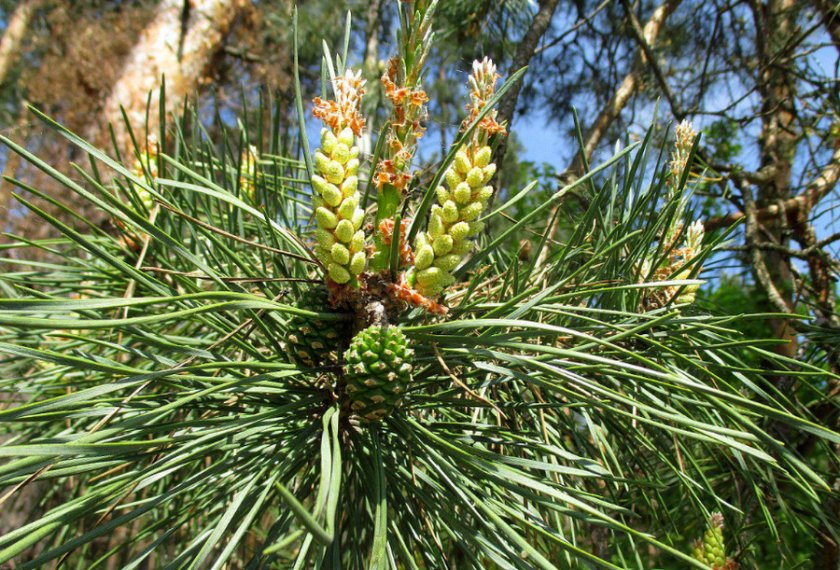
[0,3,836,568]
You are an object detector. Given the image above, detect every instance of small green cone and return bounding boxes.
[343,325,414,422]
[285,286,346,367]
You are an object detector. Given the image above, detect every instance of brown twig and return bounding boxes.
[432,343,506,418]
[705,142,840,232]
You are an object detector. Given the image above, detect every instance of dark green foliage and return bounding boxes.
[285,285,348,368]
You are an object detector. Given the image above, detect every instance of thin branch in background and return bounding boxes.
[536,0,680,271]
[705,141,840,231]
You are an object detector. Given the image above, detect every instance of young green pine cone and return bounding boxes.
[410,145,496,297]
[702,516,726,568]
[343,325,414,422]
[311,69,368,286]
[285,286,348,367]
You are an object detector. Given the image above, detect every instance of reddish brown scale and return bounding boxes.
[387,277,448,316]
[373,59,429,193]
[312,71,366,136]
[113,218,145,253]
[378,218,414,266]
[326,279,356,308]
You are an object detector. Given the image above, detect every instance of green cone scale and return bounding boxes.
[343,325,414,421]
[285,287,347,367]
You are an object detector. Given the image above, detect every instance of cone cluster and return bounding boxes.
[407,58,504,300]
[343,325,413,421]
[311,69,368,287]
[311,127,367,285]
[410,147,496,297]
[285,287,347,367]
[639,120,705,311]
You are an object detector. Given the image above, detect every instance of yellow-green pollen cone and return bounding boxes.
[130,138,158,214]
[407,57,504,300]
[410,144,497,297]
[311,126,366,285]
[691,512,735,569]
[240,144,259,202]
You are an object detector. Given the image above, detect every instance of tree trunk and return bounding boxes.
[100,0,244,153]
[753,0,800,359]
[751,3,839,562]
[0,0,42,87]
[495,0,560,168]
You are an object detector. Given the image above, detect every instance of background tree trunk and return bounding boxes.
[495,0,560,168]
[0,0,42,87]
[536,0,679,270]
[753,0,800,359]
[100,0,245,153]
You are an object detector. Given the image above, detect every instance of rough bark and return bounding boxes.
[100,0,244,153]
[752,0,800,358]
[752,2,838,564]
[0,0,42,87]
